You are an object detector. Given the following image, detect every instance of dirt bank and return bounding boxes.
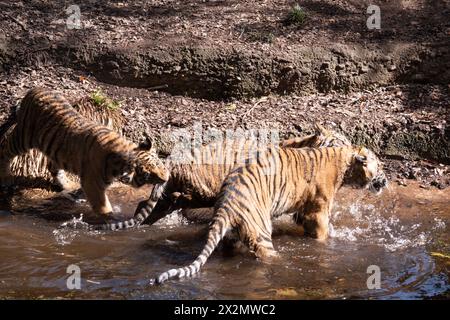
[1,1,449,99]
[0,1,448,188]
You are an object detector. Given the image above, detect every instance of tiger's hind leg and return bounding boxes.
[237,216,278,261]
[47,161,72,191]
[0,126,28,186]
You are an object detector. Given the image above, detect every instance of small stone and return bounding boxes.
[336,64,345,71]
[299,67,310,75]
[387,65,396,71]
[359,65,369,73]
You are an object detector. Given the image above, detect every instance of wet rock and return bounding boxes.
[387,64,397,71]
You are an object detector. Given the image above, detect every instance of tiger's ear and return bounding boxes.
[138,132,153,151]
[313,123,329,136]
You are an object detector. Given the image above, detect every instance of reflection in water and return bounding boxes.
[0,182,448,299]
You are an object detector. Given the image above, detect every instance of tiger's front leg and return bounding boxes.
[81,177,113,216]
[301,198,332,241]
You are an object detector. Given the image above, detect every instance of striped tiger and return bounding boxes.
[70,124,351,231]
[156,145,388,283]
[0,94,125,190]
[0,87,169,216]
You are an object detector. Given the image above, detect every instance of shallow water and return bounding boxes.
[0,182,448,299]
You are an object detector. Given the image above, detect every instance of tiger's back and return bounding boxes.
[3,93,125,188]
[167,124,351,201]
[8,88,131,175]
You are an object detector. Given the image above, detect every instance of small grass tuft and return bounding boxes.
[285,4,307,26]
[90,90,121,110]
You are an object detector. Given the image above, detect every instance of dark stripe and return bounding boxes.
[43,123,65,158]
[310,149,318,181]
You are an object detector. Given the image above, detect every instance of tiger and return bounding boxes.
[0,94,125,190]
[0,87,170,216]
[67,123,351,231]
[155,145,388,283]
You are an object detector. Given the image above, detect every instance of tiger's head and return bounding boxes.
[344,147,388,194]
[118,137,170,187]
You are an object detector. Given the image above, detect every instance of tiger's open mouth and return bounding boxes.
[368,174,388,194]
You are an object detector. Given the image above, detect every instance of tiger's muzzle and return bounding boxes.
[368,173,388,194]
[130,170,170,188]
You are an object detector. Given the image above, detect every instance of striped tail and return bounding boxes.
[59,183,166,231]
[155,211,231,284]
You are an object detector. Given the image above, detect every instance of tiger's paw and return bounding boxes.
[255,247,280,262]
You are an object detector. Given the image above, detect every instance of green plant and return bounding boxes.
[90,89,121,110]
[286,4,307,26]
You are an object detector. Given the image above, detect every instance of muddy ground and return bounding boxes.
[0,0,449,188]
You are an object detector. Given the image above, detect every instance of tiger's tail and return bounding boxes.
[155,209,231,284]
[59,183,166,231]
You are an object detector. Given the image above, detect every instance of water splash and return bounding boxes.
[154,209,190,228]
[53,228,79,245]
[329,201,446,252]
[53,214,87,245]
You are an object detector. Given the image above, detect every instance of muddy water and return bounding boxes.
[0,182,448,299]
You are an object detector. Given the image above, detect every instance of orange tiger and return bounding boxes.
[156,145,387,283]
[0,94,125,190]
[0,87,169,216]
[67,124,351,230]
